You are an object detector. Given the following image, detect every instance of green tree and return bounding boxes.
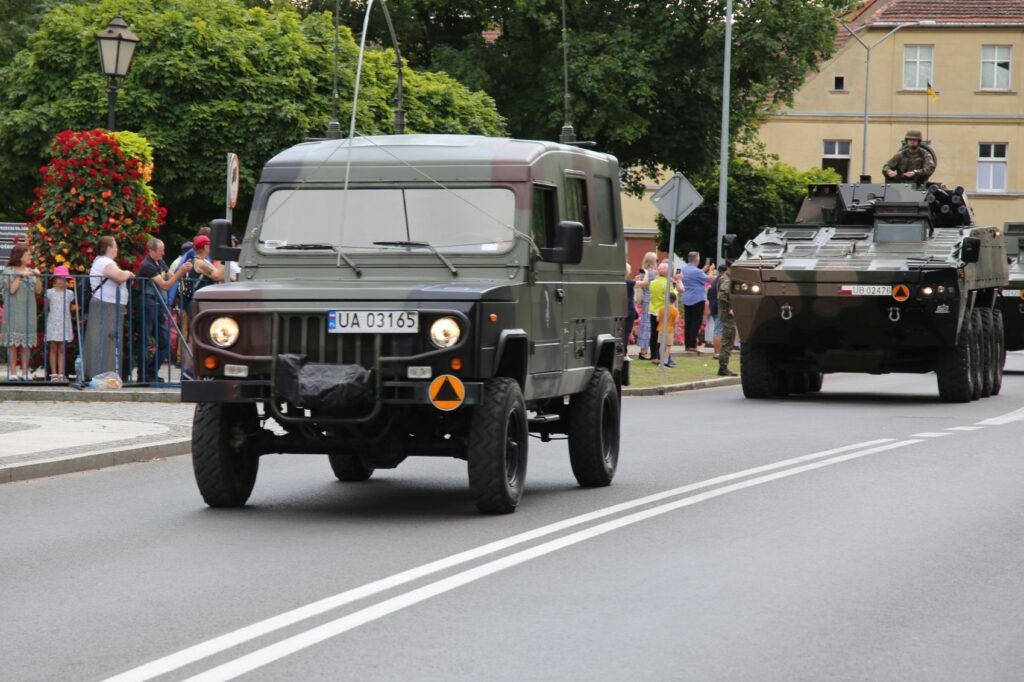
[656,157,841,260]
[0,0,505,236]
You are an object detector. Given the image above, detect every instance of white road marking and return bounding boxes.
[947,426,983,432]
[911,432,952,438]
[976,405,1024,426]
[102,437,893,682]
[182,439,924,682]
[0,417,168,457]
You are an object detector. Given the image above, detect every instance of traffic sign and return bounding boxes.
[227,153,241,209]
[651,172,703,224]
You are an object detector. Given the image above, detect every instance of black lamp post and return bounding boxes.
[95,15,139,131]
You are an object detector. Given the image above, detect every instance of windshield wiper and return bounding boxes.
[373,241,458,276]
[273,243,361,277]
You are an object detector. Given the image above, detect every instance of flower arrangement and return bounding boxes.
[25,129,165,274]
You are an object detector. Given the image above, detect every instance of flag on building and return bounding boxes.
[926,81,939,101]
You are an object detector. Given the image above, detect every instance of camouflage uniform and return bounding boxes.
[717,271,735,372]
[882,147,935,185]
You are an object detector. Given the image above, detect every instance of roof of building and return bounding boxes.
[870,0,1024,24]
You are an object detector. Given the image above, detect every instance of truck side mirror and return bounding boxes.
[540,221,584,264]
[960,237,981,264]
[211,219,241,262]
[721,233,738,259]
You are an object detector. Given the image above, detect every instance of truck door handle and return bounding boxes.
[555,288,565,301]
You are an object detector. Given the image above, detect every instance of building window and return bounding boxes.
[822,140,852,182]
[833,75,846,91]
[977,143,1007,192]
[981,45,1011,90]
[903,45,933,90]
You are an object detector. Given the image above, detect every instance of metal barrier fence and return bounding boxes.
[0,272,192,387]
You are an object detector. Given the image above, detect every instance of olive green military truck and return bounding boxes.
[727,182,1009,402]
[182,134,628,513]
[998,221,1024,351]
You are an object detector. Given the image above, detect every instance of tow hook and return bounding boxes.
[780,304,793,321]
[888,307,901,323]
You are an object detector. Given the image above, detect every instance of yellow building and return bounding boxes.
[759,0,1024,228]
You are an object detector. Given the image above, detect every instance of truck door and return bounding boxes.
[529,185,565,375]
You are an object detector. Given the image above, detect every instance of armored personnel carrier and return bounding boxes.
[998,221,1024,351]
[727,182,1008,401]
[182,134,627,514]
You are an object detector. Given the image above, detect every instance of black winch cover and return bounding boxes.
[274,354,373,411]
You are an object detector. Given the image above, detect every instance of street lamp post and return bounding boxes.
[95,15,140,131]
[841,21,920,178]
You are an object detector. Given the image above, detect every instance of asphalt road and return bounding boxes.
[4,360,1024,682]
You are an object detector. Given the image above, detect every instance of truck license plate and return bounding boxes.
[839,285,892,296]
[328,311,419,333]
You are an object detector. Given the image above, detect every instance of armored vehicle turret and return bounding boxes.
[727,181,1008,401]
[998,221,1024,351]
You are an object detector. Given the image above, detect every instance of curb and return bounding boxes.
[623,376,741,397]
[0,437,191,484]
[0,387,180,403]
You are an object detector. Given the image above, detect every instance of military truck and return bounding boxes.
[998,221,1024,351]
[726,182,1009,402]
[181,134,628,514]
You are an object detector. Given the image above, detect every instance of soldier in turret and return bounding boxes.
[882,130,935,186]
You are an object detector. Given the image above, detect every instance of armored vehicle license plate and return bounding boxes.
[839,285,892,296]
[328,311,419,333]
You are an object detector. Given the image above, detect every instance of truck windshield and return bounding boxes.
[258,187,516,254]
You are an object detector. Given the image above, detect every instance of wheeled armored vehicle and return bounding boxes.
[182,134,628,513]
[727,182,1008,401]
[998,221,1024,351]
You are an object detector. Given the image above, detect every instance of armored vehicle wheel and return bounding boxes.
[992,308,1005,395]
[807,371,824,393]
[467,378,528,514]
[936,313,975,403]
[328,453,374,482]
[192,403,259,507]
[970,309,984,401]
[978,308,996,398]
[741,343,780,399]
[567,368,620,487]
[787,371,810,394]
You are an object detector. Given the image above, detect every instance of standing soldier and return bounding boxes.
[882,130,935,186]
[717,261,737,377]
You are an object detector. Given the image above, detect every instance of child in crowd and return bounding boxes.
[656,291,680,367]
[45,265,76,382]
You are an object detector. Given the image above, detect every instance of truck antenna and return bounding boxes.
[326,0,342,139]
[379,0,406,134]
[559,0,576,144]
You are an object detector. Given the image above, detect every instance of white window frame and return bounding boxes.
[977,142,1008,193]
[903,45,934,90]
[980,45,1011,91]
[823,140,852,158]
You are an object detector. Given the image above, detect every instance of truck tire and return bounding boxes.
[467,378,528,514]
[192,402,259,507]
[992,308,1005,395]
[978,308,995,398]
[328,453,374,482]
[787,371,810,394]
[741,342,780,399]
[807,371,824,393]
[936,314,974,403]
[970,309,984,401]
[567,368,620,487]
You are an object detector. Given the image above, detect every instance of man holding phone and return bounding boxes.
[680,251,711,352]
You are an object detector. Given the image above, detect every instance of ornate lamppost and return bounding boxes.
[95,15,140,131]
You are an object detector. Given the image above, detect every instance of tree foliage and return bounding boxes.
[0,0,505,237]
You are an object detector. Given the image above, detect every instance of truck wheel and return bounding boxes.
[741,343,780,399]
[192,403,259,507]
[467,378,528,514]
[936,314,974,403]
[567,368,620,487]
[807,371,824,393]
[978,308,995,398]
[970,309,984,401]
[787,371,810,394]
[328,453,374,482]
[992,308,1005,395]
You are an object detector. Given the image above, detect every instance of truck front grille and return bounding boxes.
[276,314,391,367]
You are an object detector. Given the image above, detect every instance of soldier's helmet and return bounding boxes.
[905,129,923,141]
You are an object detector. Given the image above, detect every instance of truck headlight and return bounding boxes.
[209,317,240,348]
[429,317,461,348]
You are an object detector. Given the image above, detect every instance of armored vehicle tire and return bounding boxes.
[992,309,1005,395]
[741,343,780,399]
[328,453,374,482]
[807,371,824,393]
[970,309,984,401]
[467,378,528,514]
[567,368,620,488]
[936,314,974,403]
[192,402,259,507]
[978,308,996,398]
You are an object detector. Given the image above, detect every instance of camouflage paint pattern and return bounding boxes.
[730,182,1008,374]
